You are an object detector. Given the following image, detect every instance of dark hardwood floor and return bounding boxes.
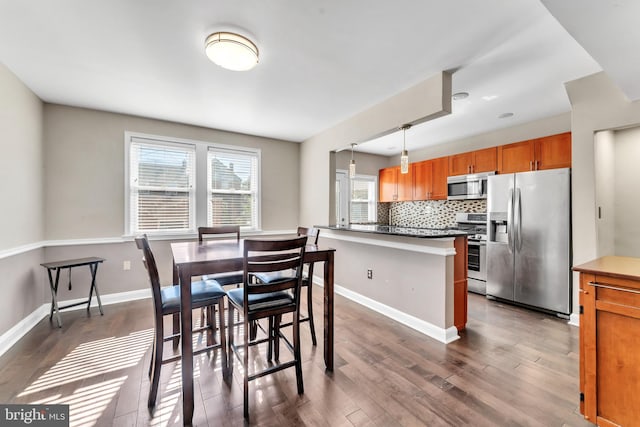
[0,291,592,426]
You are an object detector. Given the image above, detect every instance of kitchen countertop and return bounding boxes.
[318,224,469,238]
[573,256,640,282]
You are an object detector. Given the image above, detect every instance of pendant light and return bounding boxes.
[349,143,357,178]
[400,124,411,174]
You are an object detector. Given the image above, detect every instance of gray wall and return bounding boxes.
[334,149,388,177]
[0,63,44,249]
[43,104,300,240]
[0,64,45,336]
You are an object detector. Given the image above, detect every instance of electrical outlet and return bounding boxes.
[123,260,131,271]
[367,269,373,279]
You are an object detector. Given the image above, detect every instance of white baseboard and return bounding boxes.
[0,288,151,358]
[312,275,459,344]
[0,305,50,358]
[568,313,580,327]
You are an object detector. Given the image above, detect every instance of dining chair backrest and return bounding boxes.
[198,226,240,243]
[135,235,163,316]
[242,237,307,314]
[297,226,320,245]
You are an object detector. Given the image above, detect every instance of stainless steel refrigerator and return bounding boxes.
[486,168,571,315]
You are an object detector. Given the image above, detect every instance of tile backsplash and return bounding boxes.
[379,200,486,228]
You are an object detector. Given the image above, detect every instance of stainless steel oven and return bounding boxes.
[467,239,487,294]
[455,213,487,295]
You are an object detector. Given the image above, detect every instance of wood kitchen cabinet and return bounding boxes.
[413,156,448,200]
[454,236,468,331]
[573,256,640,427]
[448,147,497,176]
[379,165,413,202]
[379,166,398,202]
[498,132,571,173]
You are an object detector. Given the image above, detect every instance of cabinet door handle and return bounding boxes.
[535,160,539,170]
[529,160,533,171]
[588,281,640,294]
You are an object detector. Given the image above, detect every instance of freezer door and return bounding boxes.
[486,174,515,301]
[513,169,571,314]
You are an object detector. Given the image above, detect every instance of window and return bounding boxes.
[350,175,377,223]
[128,137,195,234]
[125,132,261,236]
[208,147,259,228]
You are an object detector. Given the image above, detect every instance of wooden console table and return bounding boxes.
[41,257,105,327]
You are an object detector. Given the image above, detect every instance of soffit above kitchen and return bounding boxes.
[0,0,631,155]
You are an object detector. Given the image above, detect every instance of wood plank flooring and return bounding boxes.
[0,291,593,426]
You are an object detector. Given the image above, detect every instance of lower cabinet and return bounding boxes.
[454,236,468,331]
[575,257,640,427]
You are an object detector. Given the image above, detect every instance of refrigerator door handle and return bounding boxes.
[507,188,514,253]
[515,188,522,251]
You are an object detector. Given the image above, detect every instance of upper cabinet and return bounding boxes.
[379,166,414,202]
[379,132,571,203]
[536,132,572,170]
[448,147,497,176]
[379,166,398,202]
[498,132,571,174]
[414,156,448,200]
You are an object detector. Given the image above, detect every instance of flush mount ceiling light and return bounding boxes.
[452,92,469,100]
[205,32,259,71]
[400,124,412,174]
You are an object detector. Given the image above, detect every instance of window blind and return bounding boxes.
[350,177,377,223]
[208,147,258,228]
[129,140,195,233]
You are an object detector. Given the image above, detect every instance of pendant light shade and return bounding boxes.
[349,143,357,178]
[205,32,259,71]
[400,124,411,174]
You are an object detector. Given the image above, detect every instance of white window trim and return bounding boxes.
[206,144,261,232]
[350,173,378,223]
[124,131,262,237]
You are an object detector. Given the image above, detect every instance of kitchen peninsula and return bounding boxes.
[317,225,468,343]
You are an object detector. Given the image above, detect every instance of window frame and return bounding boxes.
[124,131,262,237]
[349,173,378,224]
[206,144,261,231]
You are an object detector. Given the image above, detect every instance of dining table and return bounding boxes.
[171,238,336,425]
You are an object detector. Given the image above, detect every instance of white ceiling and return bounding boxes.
[0,1,636,156]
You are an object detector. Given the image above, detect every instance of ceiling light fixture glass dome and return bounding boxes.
[205,32,259,71]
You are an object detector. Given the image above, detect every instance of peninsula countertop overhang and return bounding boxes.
[317,224,469,239]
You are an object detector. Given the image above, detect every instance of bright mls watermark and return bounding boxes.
[0,404,69,426]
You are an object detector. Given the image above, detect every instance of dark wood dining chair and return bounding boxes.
[227,236,307,420]
[198,226,244,286]
[197,226,244,327]
[135,235,228,408]
[253,226,320,345]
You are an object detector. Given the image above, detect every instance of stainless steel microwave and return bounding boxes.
[447,171,495,200]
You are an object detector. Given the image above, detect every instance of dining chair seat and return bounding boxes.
[202,272,244,286]
[227,288,294,312]
[160,280,226,311]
